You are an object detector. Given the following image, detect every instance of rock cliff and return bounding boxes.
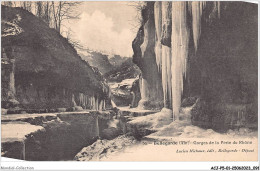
[1,5,110,111]
[132,2,257,131]
[132,2,164,110]
[79,51,113,75]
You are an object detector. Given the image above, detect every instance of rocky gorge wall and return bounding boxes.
[132,2,164,110]
[2,110,121,161]
[132,2,258,131]
[1,6,111,111]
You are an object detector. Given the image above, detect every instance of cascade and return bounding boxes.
[103,100,105,110]
[154,2,162,71]
[171,2,190,120]
[190,1,206,52]
[155,2,220,120]
[161,1,172,108]
[9,59,15,98]
[161,45,171,108]
[154,2,173,108]
[99,100,103,111]
[111,100,117,108]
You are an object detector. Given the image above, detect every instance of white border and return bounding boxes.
[0,0,259,170]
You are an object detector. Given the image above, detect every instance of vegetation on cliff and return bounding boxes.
[1,5,110,109]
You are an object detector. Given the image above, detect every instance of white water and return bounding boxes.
[111,100,117,108]
[82,95,106,111]
[171,2,190,120]
[72,92,106,111]
[154,2,162,71]
[190,1,206,52]
[154,2,220,120]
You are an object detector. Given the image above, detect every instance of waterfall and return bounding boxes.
[90,96,95,110]
[99,100,103,111]
[161,45,171,107]
[72,93,76,106]
[154,2,162,71]
[153,1,220,120]
[154,2,172,108]
[111,100,117,108]
[9,59,16,98]
[95,98,99,111]
[171,2,190,120]
[79,93,84,107]
[95,116,100,138]
[103,100,106,110]
[215,1,221,19]
[190,1,206,52]
[161,2,172,108]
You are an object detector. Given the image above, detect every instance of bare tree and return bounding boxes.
[2,1,13,7]
[2,1,17,7]
[127,2,146,33]
[35,1,43,18]
[2,1,83,48]
[51,1,82,34]
[2,1,32,12]
[21,1,32,12]
[62,28,83,49]
[43,2,50,25]
[31,2,52,26]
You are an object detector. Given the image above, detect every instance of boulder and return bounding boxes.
[56,108,67,112]
[75,106,83,111]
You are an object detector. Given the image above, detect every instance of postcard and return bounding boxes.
[1,1,258,170]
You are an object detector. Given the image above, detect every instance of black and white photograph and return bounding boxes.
[0,0,259,169]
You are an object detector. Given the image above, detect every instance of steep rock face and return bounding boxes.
[79,51,113,75]
[2,111,116,161]
[108,55,128,67]
[160,2,172,47]
[1,6,110,110]
[104,57,141,108]
[108,79,136,107]
[189,2,258,131]
[104,58,141,82]
[132,2,257,130]
[132,2,163,110]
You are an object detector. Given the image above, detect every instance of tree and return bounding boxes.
[127,2,146,33]
[2,1,83,48]
[51,1,82,33]
[43,2,50,25]
[2,1,14,7]
[22,1,32,12]
[63,28,83,49]
[35,1,43,18]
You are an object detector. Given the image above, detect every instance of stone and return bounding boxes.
[75,106,83,111]
[74,135,136,161]
[181,97,198,107]
[20,111,27,114]
[132,2,164,110]
[101,127,122,140]
[190,99,212,129]
[56,108,67,112]
[1,108,8,115]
